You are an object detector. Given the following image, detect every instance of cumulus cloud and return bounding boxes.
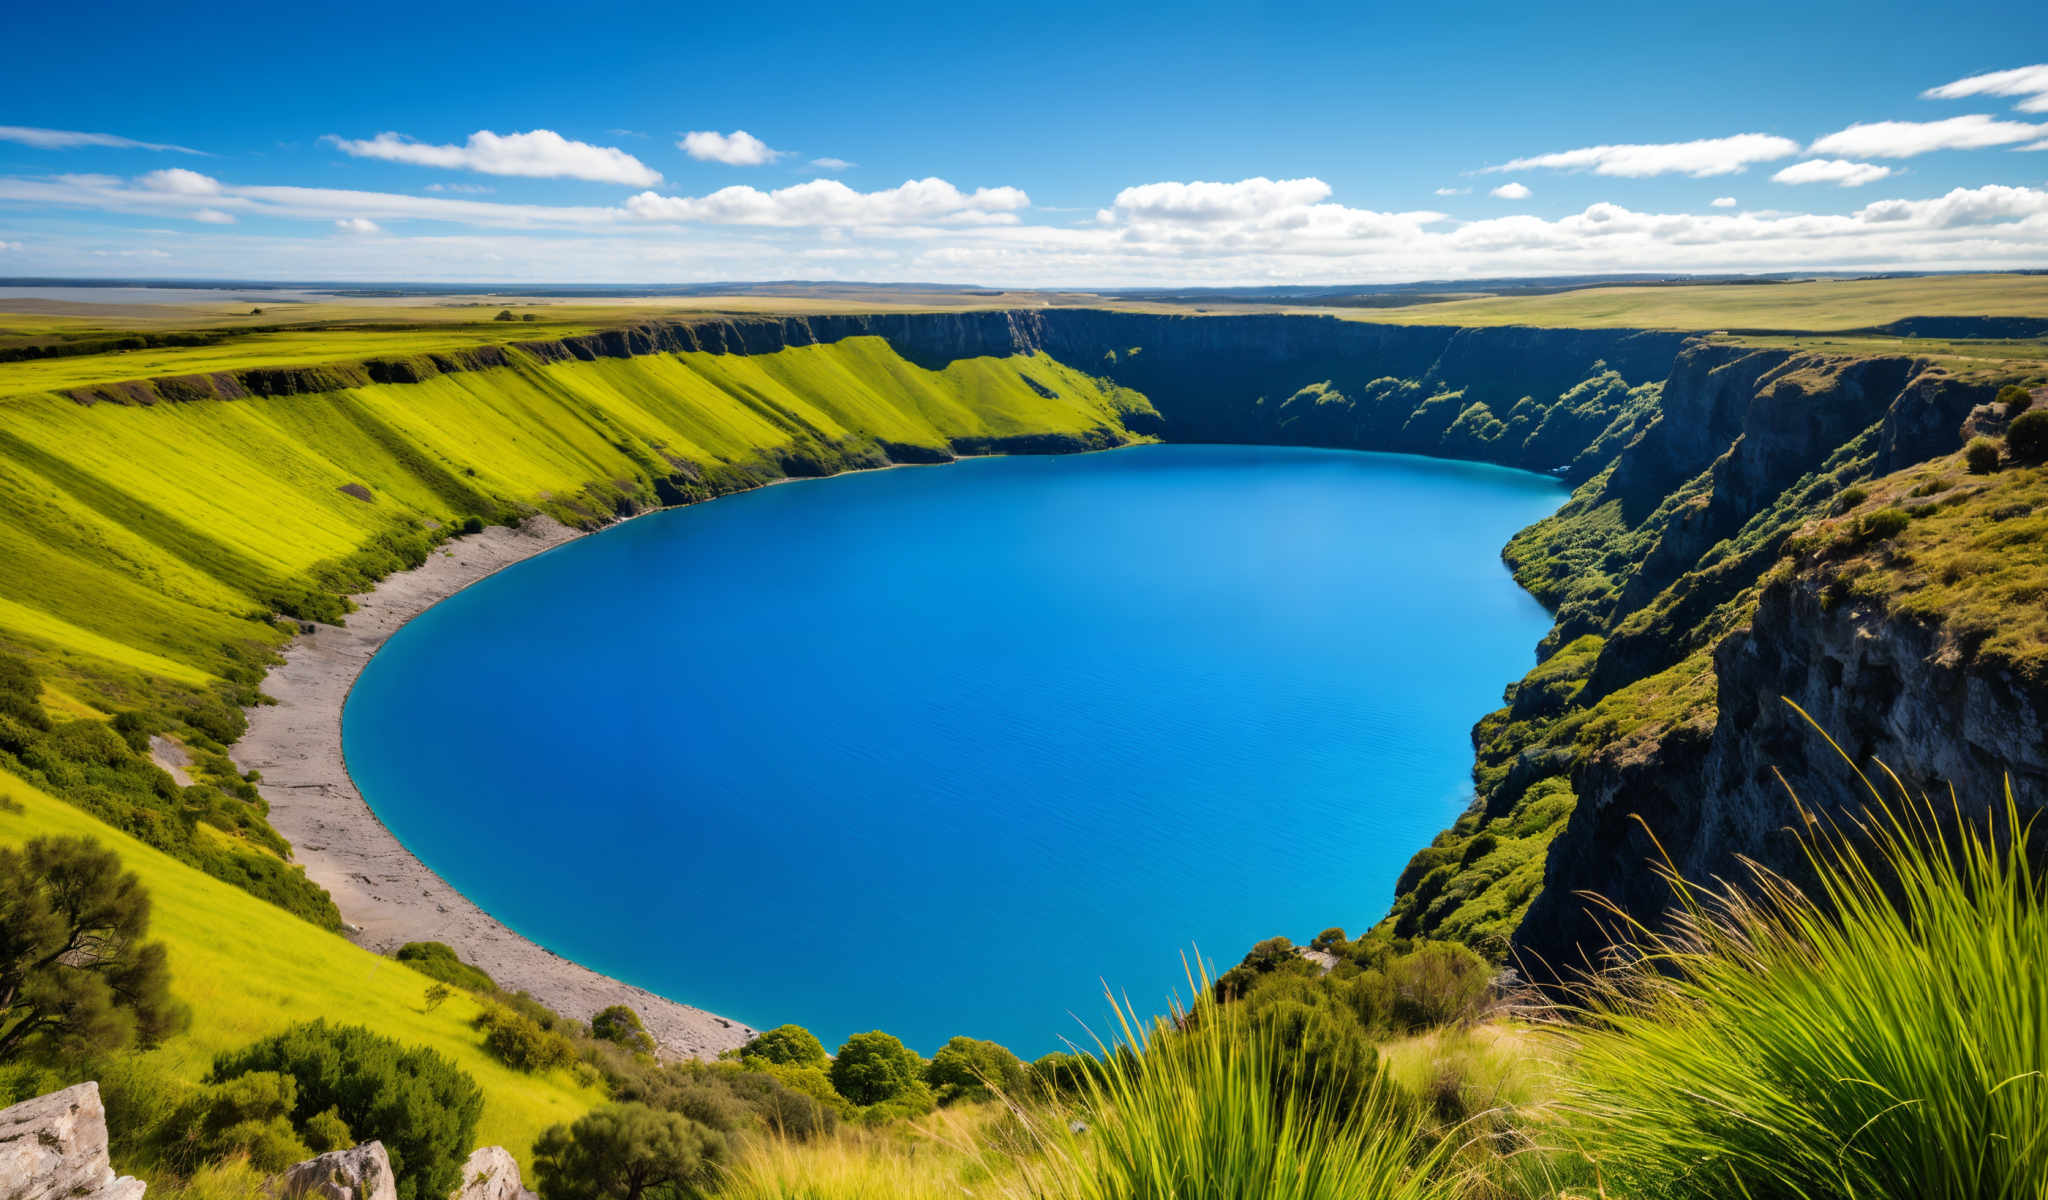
[1491,181,1532,199]
[334,217,381,234]
[327,130,661,186]
[1809,114,2047,157]
[679,130,782,166]
[809,157,854,171]
[0,125,203,154]
[138,168,222,195]
[1771,158,1894,186]
[1711,196,1738,207]
[191,208,236,224]
[1487,133,1800,178]
[1922,64,2048,113]
[627,177,1028,226]
[1108,177,1332,222]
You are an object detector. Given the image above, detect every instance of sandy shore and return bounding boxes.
[232,516,757,1059]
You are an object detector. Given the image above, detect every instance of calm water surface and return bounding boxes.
[344,444,1562,1054]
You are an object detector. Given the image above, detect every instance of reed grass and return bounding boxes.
[1551,715,2047,1199]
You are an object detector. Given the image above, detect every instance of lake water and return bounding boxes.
[343,444,1563,1055]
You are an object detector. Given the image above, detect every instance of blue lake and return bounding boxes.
[343,444,1564,1055]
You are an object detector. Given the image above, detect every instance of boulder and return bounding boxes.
[268,1142,397,1200]
[0,1082,146,1200]
[448,1147,536,1200]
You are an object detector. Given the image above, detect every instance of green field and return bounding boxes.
[0,775,603,1169]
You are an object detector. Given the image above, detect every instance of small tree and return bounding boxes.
[740,1023,827,1068]
[1966,436,2002,474]
[925,1036,1027,1104]
[592,1004,655,1054]
[2009,409,2048,463]
[423,983,453,1012]
[1996,383,2033,417]
[0,835,188,1062]
[493,309,516,322]
[828,1031,925,1106]
[533,1103,726,1200]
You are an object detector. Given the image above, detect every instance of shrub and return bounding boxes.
[1237,977,1386,1125]
[533,1102,727,1200]
[212,1021,482,1200]
[740,1023,827,1068]
[1996,383,2033,417]
[1965,436,2002,474]
[302,1106,353,1153]
[1553,754,2047,1199]
[829,1031,927,1107]
[168,1071,310,1173]
[1014,967,1449,1200]
[925,1036,1028,1104]
[394,941,496,993]
[1382,942,1491,1031]
[2009,409,2048,463]
[0,835,189,1062]
[476,1005,577,1072]
[591,1005,655,1054]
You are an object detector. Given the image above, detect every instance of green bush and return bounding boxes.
[1237,975,1387,1126]
[1965,436,2002,474]
[533,1102,727,1200]
[1997,383,2033,417]
[168,1071,310,1173]
[828,1031,927,1107]
[2009,409,2048,463]
[740,1023,827,1068]
[1383,942,1491,1031]
[476,1005,577,1073]
[925,1036,1028,1104]
[591,1005,654,1054]
[1555,767,2047,1199]
[394,941,496,993]
[212,1021,482,1200]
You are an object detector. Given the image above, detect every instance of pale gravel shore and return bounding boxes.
[232,516,757,1060]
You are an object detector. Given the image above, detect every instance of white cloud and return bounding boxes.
[1434,186,1471,196]
[1922,64,2048,113]
[89,248,171,259]
[626,177,1028,226]
[0,126,203,154]
[191,208,236,224]
[809,157,854,171]
[1771,158,1894,186]
[334,217,381,234]
[138,167,222,195]
[1487,133,1800,178]
[679,130,782,166]
[1809,114,2047,157]
[1711,196,1737,207]
[425,182,494,194]
[0,240,20,251]
[326,130,661,186]
[1109,177,1332,222]
[1491,181,1532,199]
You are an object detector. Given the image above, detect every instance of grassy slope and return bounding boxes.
[0,336,1146,697]
[0,774,602,1169]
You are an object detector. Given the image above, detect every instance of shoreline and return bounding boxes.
[232,513,759,1059]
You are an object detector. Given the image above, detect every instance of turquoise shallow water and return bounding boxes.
[343,444,1563,1055]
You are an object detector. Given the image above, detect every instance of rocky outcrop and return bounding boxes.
[0,1083,145,1200]
[268,1142,397,1200]
[1518,555,2048,973]
[448,1148,535,1200]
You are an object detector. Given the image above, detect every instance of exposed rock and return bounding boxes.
[268,1142,397,1200]
[448,1148,535,1200]
[0,1083,145,1200]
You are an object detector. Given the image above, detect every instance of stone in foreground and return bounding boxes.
[268,1142,397,1200]
[0,1082,146,1200]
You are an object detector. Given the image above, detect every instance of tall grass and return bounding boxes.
[1011,959,1455,1200]
[1552,730,2047,1199]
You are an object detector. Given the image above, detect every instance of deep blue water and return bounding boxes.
[343,444,1563,1055]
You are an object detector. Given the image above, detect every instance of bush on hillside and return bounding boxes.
[212,1021,482,1200]
[166,1071,309,1173]
[2009,409,2048,463]
[1966,436,2002,474]
[828,1031,928,1108]
[591,1005,654,1054]
[1383,941,1492,1031]
[739,1023,827,1068]
[533,1102,727,1200]
[0,835,189,1063]
[394,941,496,993]
[1997,383,2033,417]
[476,1004,577,1073]
[1236,973,1387,1124]
[925,1036,1028,1104]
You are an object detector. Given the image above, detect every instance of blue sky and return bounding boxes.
[2,0,2046,284]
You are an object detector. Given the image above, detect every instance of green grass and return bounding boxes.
[1349,273,2048,333]
[0,774,603,1173]
[1552,746,2047,1199]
